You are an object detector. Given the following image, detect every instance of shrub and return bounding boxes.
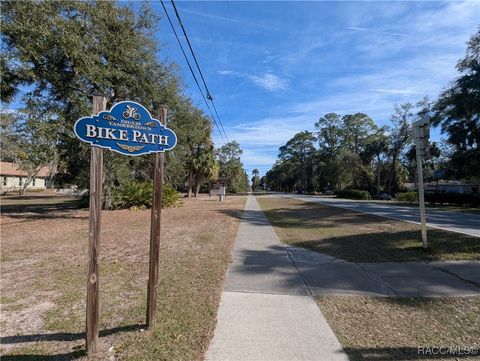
[425,192,480,207]
[336,189,370,200]
[112,181,181,209]
[162,184,182,208]
[396,192,419,203]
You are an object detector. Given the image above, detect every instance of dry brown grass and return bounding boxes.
[316,296,480,361]
[257,196,480,262]
[1,193,245,360]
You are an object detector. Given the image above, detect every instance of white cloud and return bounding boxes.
[247,73,288,92]
[210,1,480,174]
[369,88,424,95]
[345,26,409,38]
[217,69,288,92]
[180,7,279,31]
[241,148,278,167]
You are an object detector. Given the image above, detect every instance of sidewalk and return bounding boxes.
[205,195,480,361]
[287,246,480,297]
[205,196,349,361]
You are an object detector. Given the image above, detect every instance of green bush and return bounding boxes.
[425,192,480,206]
[396,191,419,203]
[112,181,181,209]
[336,189,370,200]
[162,184,182,208]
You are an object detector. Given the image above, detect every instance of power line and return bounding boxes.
[160,0,227,144]
[170,0,229,142]
[211,101,226,141]
[170,0,212,99]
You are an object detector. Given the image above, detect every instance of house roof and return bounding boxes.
[0,162,50,178]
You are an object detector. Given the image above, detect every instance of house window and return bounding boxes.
[32,178,36,186]
[3,177,7,186]
[19,177,23,186]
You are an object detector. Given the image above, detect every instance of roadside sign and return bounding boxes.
[413,117,430,248]
[210,178,227,198]
[74,101,177,156]
[434,169,444,180]
[219,186,226,201]
[75,98,174,354]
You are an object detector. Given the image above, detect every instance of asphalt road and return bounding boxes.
[278,193,480,238]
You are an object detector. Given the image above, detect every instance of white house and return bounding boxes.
[0,162,50,192]
[405,180,477,194]
[424,180,477,194]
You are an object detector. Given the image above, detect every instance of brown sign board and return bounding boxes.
[210,179,226,196]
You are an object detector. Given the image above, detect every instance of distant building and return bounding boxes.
[425,180,477,194]
[0,162,51,192]
[404,180,477,194]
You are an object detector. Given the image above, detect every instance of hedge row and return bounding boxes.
[337,189,480,207]
[336,189,370,200]
[395,191,480,206]
[396,191,418,203]
[425,192,480,206]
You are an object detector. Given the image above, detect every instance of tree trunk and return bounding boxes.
[187,171,193,198]
[20,168,42,195]
[194,173,206,197]
[386,154,398,194]
[376,157,381,194]
[302,162,307,192]
[194,182,201,197]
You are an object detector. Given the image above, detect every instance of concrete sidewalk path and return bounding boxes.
[287,247,480,297]
[205,196,349,361]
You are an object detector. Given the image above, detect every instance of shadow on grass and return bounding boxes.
[364,295,480,310]
[0,350,86,361]
[1,324,145,344]
[1,324,145,360]
[1,199,87,213]
[218,201,480,262]
[217,202,379,229]
[1,194,74,201]
[294,228,480,262]
[1,197,88,224]
[343,346,477,360]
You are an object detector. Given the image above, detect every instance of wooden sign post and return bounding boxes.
[86,95,107,354]
[74,100,177,355]
[146,106,167,328]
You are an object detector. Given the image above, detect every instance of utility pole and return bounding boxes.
[413,117,430,249]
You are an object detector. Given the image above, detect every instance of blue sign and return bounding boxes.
[434,169,445,180]
[74,101,177,156]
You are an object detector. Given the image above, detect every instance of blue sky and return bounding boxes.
[155,0,480,177]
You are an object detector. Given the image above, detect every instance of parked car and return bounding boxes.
[373,192,392,200]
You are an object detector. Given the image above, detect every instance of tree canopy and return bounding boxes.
[1,0,248,200]
[432,28,480,182]
[266,29,479,195]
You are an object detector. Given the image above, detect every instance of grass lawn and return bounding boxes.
[257,196,480,262]
[1,192,245,360]
[316,296,480,361]
[368,199,480,215]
